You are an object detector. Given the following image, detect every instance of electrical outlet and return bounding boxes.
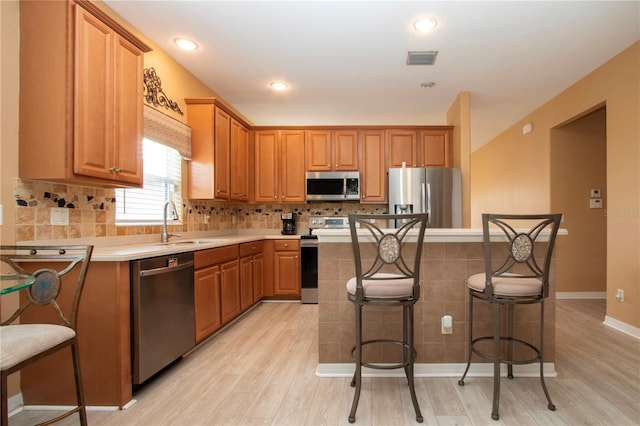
[616,289,624,302]
[441,315,453,334]
[50,207,69,225]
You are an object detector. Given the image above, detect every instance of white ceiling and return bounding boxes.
[104,1,639,151]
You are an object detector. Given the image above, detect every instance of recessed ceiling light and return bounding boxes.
[270,81,288,91]
[420,82,436,89]
[174,38,198,51]
[413,17,438,33]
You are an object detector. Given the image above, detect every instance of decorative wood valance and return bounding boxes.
[144,105,191,159]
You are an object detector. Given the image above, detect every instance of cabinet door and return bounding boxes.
[239,256,254,311]
[194,265,221,343]
[254,130,279,202]
[274,249,300,295]
[230,119,249,201]
[214,107,231,199]
[220,260,240,324]
[333,130,359,170]
[74,8,114,180]
[361,130,386,203]
[186,101,215,199]
[418,129,452,168]
[252,253,264,302]
[280,130,306,202]
[113,36,144,184]
[306,130,332,171]
[387,130,417,167]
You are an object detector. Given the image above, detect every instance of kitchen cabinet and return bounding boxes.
[194,265,221,343]
[186,99,250,200]
[254,130,306,203]
[19,261,132,407]
[230,119,250,201]
[360,130,386,203]
[418,129,453,168]
[273,240,301,296]
[194,245,239,341]
[239,241,264,310]
[19,1,151,187]
[387,128,454,169]
[387,130,418,167]
[220,259,241,324]
[306,130,358,171]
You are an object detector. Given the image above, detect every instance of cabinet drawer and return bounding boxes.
[239,240,264,257]
[195,245,239,269]
[273,240,300,252]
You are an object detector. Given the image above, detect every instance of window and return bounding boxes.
[115,138,182,224]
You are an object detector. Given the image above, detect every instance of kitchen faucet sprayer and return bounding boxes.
[161,201,182,243]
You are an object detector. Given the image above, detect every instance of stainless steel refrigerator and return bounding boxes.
[388,167,462,228]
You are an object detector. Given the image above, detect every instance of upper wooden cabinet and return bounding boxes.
[418,129,452,168]
[19,1,151,187]
[387,130,418,168]
[254,130,306,203]
[360,130,386,203]
[387,128,453,168]
[185,98,251,200]
[306,130,358,171]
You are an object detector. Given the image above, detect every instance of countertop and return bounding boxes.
[19,232,301,262]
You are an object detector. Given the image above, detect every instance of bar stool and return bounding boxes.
[1,245,93,426]
[458,214,562,421]
[346,213,428,423]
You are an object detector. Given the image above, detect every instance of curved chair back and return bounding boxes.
[1,245,94,328]
[482,214,562,298]
[348,213,428,301]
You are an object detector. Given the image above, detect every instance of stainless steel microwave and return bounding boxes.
[305,171,360,201]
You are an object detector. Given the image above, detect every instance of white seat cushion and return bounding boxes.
[1,324,75,371]
[467,273,543,297]
[347,273,414,299]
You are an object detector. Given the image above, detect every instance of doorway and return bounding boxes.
[550,106,607,299]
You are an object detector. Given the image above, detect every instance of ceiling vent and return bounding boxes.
[406,51,438,66]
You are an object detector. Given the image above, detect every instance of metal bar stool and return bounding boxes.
[458,213,562,421]
[346,213,428,423]
[1,245,93,426]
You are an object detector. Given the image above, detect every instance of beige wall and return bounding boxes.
[551,108,607,293]
[447,91,471,227]
[471,42,640,328]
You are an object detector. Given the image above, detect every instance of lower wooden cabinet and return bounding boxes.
[273,240,301,296]
[220,259,241,324]
[194,265,221,343]
[239,241,264,310]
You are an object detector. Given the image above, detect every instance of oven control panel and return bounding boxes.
[308,216,351,229]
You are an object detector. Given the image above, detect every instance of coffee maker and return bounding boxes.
[281,212,296,235]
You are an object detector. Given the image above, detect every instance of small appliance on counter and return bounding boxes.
[281,212,296,235]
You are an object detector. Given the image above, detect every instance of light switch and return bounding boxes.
[590,188,601,198]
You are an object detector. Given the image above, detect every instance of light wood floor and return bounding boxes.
[9,299,640,425]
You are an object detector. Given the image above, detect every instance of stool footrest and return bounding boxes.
[351,338,417,370]
[470,335,541,365]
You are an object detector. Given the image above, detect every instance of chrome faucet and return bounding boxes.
[161,201,182,243]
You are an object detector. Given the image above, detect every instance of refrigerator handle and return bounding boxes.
[423,183,431,227]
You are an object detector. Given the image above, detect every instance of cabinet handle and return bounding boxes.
[281,195,285,199]
[109,167,121,173]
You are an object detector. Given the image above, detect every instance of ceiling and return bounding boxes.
[104,1,639,151]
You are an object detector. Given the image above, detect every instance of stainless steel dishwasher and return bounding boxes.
[131,252,195,385]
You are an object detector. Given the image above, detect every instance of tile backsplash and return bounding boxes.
[13,179,387,242]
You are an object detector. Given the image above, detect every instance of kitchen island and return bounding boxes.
[314,228,565,378]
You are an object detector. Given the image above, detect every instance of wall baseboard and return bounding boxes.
[603,316,640,340]
[556,291,606,299]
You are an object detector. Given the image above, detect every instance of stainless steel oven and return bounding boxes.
[300,216,351,304]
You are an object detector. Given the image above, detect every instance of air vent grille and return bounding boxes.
[406,51,438,66]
